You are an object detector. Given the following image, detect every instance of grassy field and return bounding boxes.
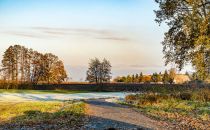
[124,88,210,129]
[0,89,89,94]
[0,101,86,129]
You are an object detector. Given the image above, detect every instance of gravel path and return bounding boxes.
[83,99,168,130]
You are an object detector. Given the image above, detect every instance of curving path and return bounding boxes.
[0,93,172,129]
[83,99,169,130]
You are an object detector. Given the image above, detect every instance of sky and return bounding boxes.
[0,0,192,81]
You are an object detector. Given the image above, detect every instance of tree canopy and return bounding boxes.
[0,45,67,84]
[86,58,111,83]
[155,0,210,80]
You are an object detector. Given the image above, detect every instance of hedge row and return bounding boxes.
[0,82,209,92]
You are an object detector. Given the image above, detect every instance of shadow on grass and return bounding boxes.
[85,99,129,108]
[0,110,150,130]
[0,110,85,129]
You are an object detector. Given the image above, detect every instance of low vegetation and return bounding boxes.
[124,88,210,129]
[0,101,86,129]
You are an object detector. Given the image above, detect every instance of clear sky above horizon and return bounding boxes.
[0,0,192,81]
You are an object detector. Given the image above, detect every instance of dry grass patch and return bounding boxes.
[124,88,210,129]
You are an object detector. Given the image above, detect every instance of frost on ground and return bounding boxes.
[0,92,130,102]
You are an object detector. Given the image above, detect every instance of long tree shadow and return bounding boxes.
[15,93,64,101]
[0,110,85,130]
[82,115,151,130]
[85,99,129,108]
[0,110,151,130]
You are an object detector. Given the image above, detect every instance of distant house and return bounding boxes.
[174,74,190,84]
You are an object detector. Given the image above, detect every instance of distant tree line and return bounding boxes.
[0,45,67,84]
[114,68,177,84]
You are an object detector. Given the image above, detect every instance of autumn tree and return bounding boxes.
[155,0,210,80]
[151,72,159,82]
[50,60,67,83]
[162,70,169,84]
[168,68,176,84]
[134,74,139,82]
[131,74,135,82]
[113,76,127,82]
[42,53,64,83]
[126,75,132,83]
[138,72,144,82]
[143,75,151,83]
[158,72,162,82]
[113,76,122,82]
[30,51,45,84]
[1,45,67,84]
[2,46,15,81]
[86,58,111,83]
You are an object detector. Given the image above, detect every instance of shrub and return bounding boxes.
[170,93,180,99]
[0,82,33,89]
[192,88,210,102]
[136,93,163,105]
[179,92,192,100]
[143,94,159,105]
[125,95,137,104]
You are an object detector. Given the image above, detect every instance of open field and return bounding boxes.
[124,88,210,129]
[0,86,209,129]
[0,101,86,129]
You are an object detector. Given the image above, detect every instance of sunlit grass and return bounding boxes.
[0,101,85,128]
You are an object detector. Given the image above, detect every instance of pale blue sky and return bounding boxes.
[0,0,192,81]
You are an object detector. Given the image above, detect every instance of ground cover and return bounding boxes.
[124,88,210,129]
[0,101,86,129]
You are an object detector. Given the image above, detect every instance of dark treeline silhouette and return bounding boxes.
[0,45,67,84]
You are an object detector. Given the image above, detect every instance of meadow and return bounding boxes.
[0,101,86,129]
[124,87,210,129]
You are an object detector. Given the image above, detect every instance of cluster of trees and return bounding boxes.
[0,45,67,84]
[114,69,177,84]
[155,0,210,80]
[86,58,111,83]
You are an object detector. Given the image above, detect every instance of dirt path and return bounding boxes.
[83,99,169,130]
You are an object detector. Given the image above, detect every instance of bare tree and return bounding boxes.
[86,58,111,83]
